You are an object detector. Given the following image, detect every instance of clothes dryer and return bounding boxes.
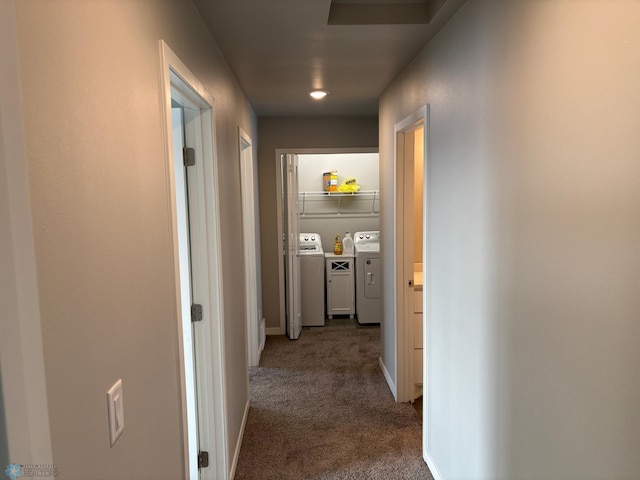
[354,231,381,324]
[299,233,325,327]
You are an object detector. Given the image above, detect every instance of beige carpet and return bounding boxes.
[234,319,433,480]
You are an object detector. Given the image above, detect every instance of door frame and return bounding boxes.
[238,127,264,365]
[160,41,228,480]
[394,106,428,404]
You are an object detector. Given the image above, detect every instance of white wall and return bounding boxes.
[299,217,380,255]
[298,153,379,252]
[13,1,257,478]
[380,1,640,478]
[298,153,379,192]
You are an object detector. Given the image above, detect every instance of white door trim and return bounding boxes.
[159,40,228,480]
[420,107,431,473]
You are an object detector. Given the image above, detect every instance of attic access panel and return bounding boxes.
[328,0,447,25]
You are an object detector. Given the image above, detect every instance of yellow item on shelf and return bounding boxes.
[337,177,361,193]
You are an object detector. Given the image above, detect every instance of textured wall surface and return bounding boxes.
[380,1,640,478]
[0,0,52,467]
[13,1,257,477]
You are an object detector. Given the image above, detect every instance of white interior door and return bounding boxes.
[171,107,200,477]
[286,153,302,340]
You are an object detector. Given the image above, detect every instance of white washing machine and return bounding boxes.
[299,233,325,327]
[354,231,381,325]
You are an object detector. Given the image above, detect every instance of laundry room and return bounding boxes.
[295,151,382,328]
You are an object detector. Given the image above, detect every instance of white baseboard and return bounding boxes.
[378,356,397,401]
[423,448,444,480]
[265,326,284,336]
[229,399,250,480]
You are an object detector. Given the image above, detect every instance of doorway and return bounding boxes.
[394,106,428,404]
[275,149,380,337]
[160,41,228,480]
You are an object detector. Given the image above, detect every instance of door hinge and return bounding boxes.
[191,304,203,322]
[198,450,209,469]
[183,147,196,166]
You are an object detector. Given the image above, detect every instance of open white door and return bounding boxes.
[285,153,302,340]
[170,106,199,476]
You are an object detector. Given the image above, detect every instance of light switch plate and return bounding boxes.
[107,379,125,446]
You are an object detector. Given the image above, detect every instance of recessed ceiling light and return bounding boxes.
[309,90,329,100]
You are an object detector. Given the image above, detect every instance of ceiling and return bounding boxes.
[192,0,467,117]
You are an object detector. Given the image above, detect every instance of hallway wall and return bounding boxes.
[12,1,257,478]
[0,0,52,467]
[380,0,640,478]
[257,116,378,332]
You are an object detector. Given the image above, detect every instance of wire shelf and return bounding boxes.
[299,190,379,216]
